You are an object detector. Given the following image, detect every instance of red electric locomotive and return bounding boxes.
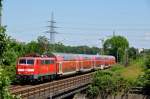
[16,53,116,81]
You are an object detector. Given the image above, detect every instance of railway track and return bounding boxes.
[10,72,93,99]
[9,71,92,92]
[9,85,32,92]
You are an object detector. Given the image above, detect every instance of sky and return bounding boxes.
[2,0,150,48]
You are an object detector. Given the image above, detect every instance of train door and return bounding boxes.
[79,60,83,71]
[76,60,79,71]
[57,62,63,75]
[91,59,95,69]
[93,60,96,69]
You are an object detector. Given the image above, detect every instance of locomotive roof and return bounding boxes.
[19,57,55,60]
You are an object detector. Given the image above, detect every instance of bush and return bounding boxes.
[87,70,132,99]
[0,67,19,99]
[145,56,150,69]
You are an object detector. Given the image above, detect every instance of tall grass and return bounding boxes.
[110,58,144,81]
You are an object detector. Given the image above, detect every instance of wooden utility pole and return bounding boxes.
[0,0,3,27]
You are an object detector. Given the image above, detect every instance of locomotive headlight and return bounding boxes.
[26,69,34,72]
[17,69,34,72]
[18,69,24,72]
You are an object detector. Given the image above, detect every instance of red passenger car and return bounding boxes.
[16,53,116,81]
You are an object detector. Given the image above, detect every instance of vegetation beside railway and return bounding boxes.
[0,27,19,99]
[87,57,149,99]
[85,35,146,99]
[0,67,20,99]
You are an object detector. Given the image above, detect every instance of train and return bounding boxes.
[16,53,116,82]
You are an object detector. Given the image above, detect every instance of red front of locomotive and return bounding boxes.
[16,57,37,81]
[16,57,56,81]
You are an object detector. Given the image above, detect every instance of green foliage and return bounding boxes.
[8,38,26,56]
[111,59,144,82]
[53,44,100,54]
[0,0,3,16]
[140,55,150,89]
[37,36,49,54]
[3,49,18,66]
[0,27,8,64]
[128,47,138,59]
[110,64,124,74]
[87,70,132,99]
[87,59,144,99]
[143,69,150,87]
[25,41,39,54]
[3,65,16,82]
[0,67,19,99]
[104,36,129,62]
[0,67,10,99]
[87,85,99,99]
[144,55,150,69]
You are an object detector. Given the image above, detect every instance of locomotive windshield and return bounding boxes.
[19,59,34,65]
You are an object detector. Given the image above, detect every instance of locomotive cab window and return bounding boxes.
[41,60,54,65]
[27,59,34,65]
[19,59,34,65]
[19,59,26,64]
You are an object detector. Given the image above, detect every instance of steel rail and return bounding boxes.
[10,72,93,99]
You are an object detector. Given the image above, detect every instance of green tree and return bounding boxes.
[104,36,129,63]
[37,36,49,54]
[0,27,8,65]
[25,41,39,54]
[8,38,26,56]
[1,38,26,82]
[3,49,17,66]
[0,0,3,26]
[128,47,138,59]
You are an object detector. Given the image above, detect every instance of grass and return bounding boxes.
[110,58,144,81]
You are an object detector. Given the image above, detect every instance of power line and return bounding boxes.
[59,27,150,31]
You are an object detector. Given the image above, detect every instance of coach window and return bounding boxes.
[41,60,54,65]
[50,60,54,64]
[45,60,51,64]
